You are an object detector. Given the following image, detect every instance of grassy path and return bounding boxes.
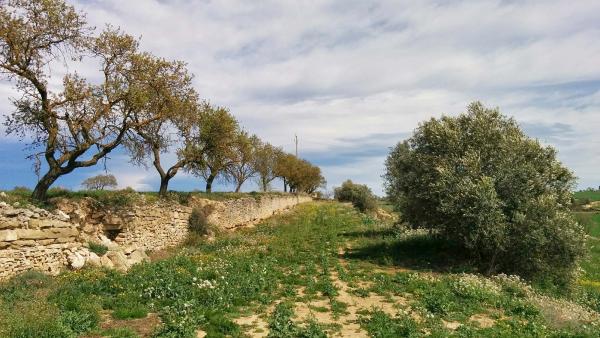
[1,202,599,337]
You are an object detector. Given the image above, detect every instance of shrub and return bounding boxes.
[188,207,216,236]
[383,102,585,288]
[334,180,377,213]
[88,242,109,256]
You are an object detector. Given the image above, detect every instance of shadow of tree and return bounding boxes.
[342,228,476,274]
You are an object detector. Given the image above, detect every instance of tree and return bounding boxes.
[82,174,118,190]
[0,0,172,200]
[289,160,325,194]
[225,132,259,192]
[187,102,239,193]
[384,102,585,287]
[275,154,325,194]
[334,180,377,213]
[274,152,297,192]
[253,141,282,192]
[124,58,199,197]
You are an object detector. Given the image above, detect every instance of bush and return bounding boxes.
[188,207,216,236]
[334,180,377,213]
[383,102,585,288]
[88,242,108,256]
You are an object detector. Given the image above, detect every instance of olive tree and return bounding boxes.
[384,102,585,287]
[0,0,172,200]
[81,174,117,190]
[334,180,377,212]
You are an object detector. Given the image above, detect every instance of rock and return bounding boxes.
[123,246,136,255]
[15,228,78,240]
[107,250,130,271]
[128,248,149,265]
[0,230,18,242]
[55,210,70,221]
[100,255,114,269]
[0,201,8,208]
[99,235,120,250]
[0,191,7,198]
[68,252,85,270]
[0,219,20,229]
[87,252,102,267]
[2,208,20,217]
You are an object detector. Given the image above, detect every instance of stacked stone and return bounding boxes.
[0,194,310,280]
[0,201,82,279]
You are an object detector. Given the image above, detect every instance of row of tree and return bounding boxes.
[0,0,324,200]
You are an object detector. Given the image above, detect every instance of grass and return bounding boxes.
[0,187,300,210]
[1,201,599,337]
[575,189,600,202]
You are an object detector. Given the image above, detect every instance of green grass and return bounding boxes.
[574,189,600,202]
[0,187,300,210]
[0,202,598,337]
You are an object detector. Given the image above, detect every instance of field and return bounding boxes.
[574,190,600,202]
[1,201,599,337]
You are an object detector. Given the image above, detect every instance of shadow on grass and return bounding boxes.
[342,229,475,274]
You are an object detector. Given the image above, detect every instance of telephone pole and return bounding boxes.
[294,134,298,157]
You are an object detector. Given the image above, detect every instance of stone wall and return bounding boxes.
[0,194,311,280]
[0,201,81,279]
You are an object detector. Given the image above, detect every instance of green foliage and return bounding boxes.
[574,189,600,202]
[334,180,377,213]
[384,102,585,288]
[359,310,418,338]
[112,302,149,320]
[1,202,598,337]
[81,174,118,190]
[88,242,109,256]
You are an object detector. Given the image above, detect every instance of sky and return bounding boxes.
[1,0,599,195]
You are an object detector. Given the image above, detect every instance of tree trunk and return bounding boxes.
[283,178,288,192]
[205,174,216,193]
[32,171,60,201]
[158,176,171,198]
[235,182,243,193]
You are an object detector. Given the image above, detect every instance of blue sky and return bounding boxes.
[1,0,599,195]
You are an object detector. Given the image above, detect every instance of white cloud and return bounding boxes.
[1,0,599,192]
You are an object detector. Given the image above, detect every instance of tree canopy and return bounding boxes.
[81,174,118,190]
[384,102,585,287]
[0,0,324,199]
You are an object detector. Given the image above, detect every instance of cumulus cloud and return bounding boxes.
[1,0,599,194]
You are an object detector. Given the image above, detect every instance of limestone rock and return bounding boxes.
[107,250,130,271]
[128,248,149,265]
[87,252,102,267]
[0,230,17,242]
[100,255,114,269]
[0,191,7,198]
[68,252,85,270]
[0,201,8,208]
[55,210,70,222]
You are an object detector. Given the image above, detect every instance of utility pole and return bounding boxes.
[294,134,298,157]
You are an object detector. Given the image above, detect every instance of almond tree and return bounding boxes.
[187,102,239,193]
[81,174,118,190]
[225,132,260,192]
[0,0,172,200]
[253,141,282,192]
[124,59,199,197]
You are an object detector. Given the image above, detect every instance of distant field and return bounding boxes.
[575,190,600,202]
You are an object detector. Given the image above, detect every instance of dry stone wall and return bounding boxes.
[0,194,310,280]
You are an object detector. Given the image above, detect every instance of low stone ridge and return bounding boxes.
[0,194,311,280]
